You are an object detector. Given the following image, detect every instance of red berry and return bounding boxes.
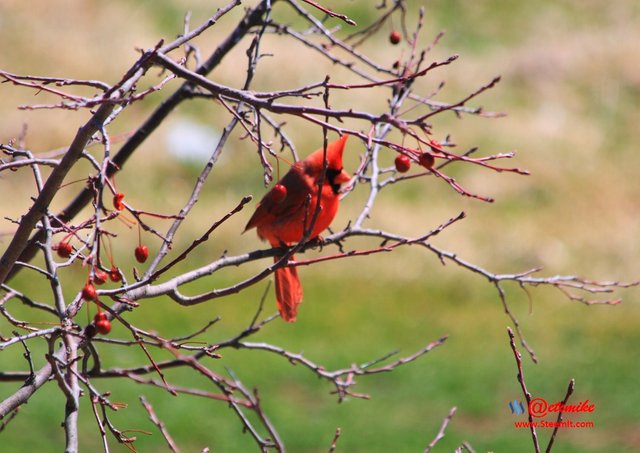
[56,241,73,258]
[428,139,442,152]
[109,266,122,282]
[82,283,97,301]
[271,184,287,203]
[113,193,125,211]
[389,31,401,45]
[93,268,108,285]
[94,311,107,322]
[135,245,149,263]
[394,155,411,173]
[94,312,111,334]
[418,152,435,169]
[94,314,111,335]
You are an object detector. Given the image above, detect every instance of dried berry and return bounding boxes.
[389,31,401,45]
[109,266,122,282]
[113,192,125,211]
[94,269,108,285]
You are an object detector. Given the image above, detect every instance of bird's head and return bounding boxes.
[303,134,350,193]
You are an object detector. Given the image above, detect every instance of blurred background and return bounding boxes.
[1,0,639,451]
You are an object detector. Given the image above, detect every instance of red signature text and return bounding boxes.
[528,398,595,418]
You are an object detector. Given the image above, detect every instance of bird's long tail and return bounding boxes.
[274,255,303,322]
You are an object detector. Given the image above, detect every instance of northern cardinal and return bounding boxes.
[245,135,350,322]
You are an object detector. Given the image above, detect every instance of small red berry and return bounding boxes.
[418,152,435,169]
[394,155,411,173]
[135,245,149,263]
[109,266,122,282]
[82,283,97,301]
[428,139,442,152]
[389,31,401,45]
[94,311,107,322]
[271,184,287,203]
[56,241,73,258]
[93,268,108,285]
[113,192,125,211]
[96,320,111,334]
[94,313,111,335]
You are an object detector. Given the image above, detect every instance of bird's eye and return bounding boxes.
[326,168,341,180]
[325,168,343,194]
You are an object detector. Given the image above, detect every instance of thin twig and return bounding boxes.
[424,407,457,453]
[507,327,540,453]
[140,396,181,453]
[545,379,575,453]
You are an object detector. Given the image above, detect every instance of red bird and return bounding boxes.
[245,135,350,322]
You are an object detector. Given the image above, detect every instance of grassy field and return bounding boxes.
[1,1,639,452]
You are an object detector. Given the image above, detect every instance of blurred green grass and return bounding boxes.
[1,0,640,452]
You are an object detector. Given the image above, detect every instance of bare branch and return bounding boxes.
[424,407,457,453]
[545,379,575,453]
[507,327,540,453]
[299,0,357,26]
[140,396,181,453]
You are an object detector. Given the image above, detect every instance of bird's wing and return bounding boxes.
[244,165,312,235]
